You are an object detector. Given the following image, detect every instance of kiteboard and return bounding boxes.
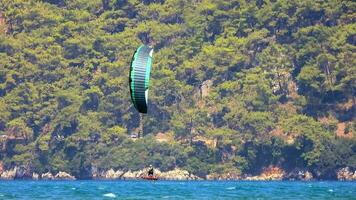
[141,175,158,181]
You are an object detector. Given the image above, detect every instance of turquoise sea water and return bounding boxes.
[0,180,355,199]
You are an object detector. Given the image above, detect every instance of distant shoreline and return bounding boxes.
[1,166,355,181]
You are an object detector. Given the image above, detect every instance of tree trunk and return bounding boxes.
[189,118,193,145]
[324,63,333,87]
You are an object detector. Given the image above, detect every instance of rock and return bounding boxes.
[160,168,200,180]
[15,166,32,179]
[206,174,216,180]
[121,170,135,179]
[54,171,76,180]
[32,173,39,180]
[92,167,126,179]
[285,169,313,181]
[104,169,124,179]
[0,168,17,180]
[0,162,3,175]
[121,168,155,180]
[304,171,313,180]
[114,170,125,178]
[337,167,355,181]
[160,168,189,180]
[15,167,25,178]
[105,169,115,179]
[245,166,285,181]
[94,168,198,180]
[91,166,105,179]
[207,172,241,180]
[122,170,142,179]
[90,166,98,178]
[41,172,54,180]
[119,168,201,180]
[200,80,213,98]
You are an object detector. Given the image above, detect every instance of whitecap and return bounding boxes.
[328,189,333,192]
[226,187,236,190]
[71,187,76,190]
[103,193,116,198]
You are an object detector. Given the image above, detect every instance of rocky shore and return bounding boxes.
[0,167,76,180]
[0,165,355,181]
[92,168,201,180]
[337,167,356,181]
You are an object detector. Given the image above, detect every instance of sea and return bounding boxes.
[0,180,355,199]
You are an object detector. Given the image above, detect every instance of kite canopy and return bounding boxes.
[129,45,153,113]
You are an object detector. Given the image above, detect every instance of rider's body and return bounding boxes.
[148,165,154,176]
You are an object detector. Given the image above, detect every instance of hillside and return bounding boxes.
[0,0,355,180]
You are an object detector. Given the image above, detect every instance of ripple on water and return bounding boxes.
[103,193,116,198]
[1,180,356,199]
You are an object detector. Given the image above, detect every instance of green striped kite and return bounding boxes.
[129,45,153,113]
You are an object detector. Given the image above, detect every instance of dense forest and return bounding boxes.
[0,0,355,179]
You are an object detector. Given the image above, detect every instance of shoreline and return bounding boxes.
[1,166,355,181]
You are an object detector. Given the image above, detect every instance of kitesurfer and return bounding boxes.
[148,165,154,176]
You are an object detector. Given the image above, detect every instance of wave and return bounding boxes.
[103,193,116,198]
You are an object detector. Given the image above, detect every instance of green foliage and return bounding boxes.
[281,115,333,168]
[314,138,356,179]
[97,136,187,172]
[185,157,210,177]
[0,0,354,179]
[101,125,127,144]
